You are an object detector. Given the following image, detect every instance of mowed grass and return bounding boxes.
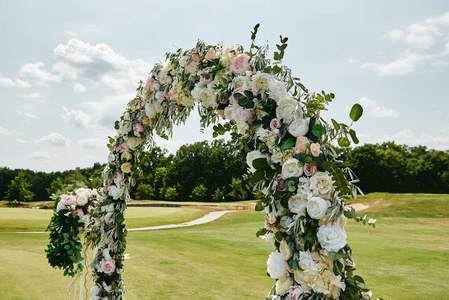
[0,207,206,232]
[0,193,448,299]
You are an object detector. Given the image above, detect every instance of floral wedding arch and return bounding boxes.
[46,25,375,300]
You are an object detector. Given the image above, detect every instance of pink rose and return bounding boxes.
[107,153,115,164]
[66,195,76,206]
[117,143,129,153]
[272,227,280,233]
[143,75,159,93]
[155,90,168,103]
[205,48,217,61]
[268,213,277,224]
[218,110,225,119]
[73,209,84,218]
[270,118,282,130]
[133,123,144,137]
[287,285,309,300]
[295,136,309,154]
[203,67,213,83]
[231,54,251,75]
[310,143,321,157]
[192,52,203,62]
[98,197,104,203]
[232,107,253,122]
[303,163,317,177]
[229,88,244,105]
[100,258,116,275]
[277,175,286,191]
[114,172,125,184]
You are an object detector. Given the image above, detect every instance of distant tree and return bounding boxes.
[46,178,66,199]
[165,186,179,201]
[135,184,155,200]
[5,171,35,204]
[190,184,208,201]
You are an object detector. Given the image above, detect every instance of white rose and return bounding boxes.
[280,215,293,232]
[298,251,315,271]
[282,158,303,178]
[276,97,298,123]
[260,232,276,244]
[279,239,292,260]
[108,185,123,200]
[268,80,288,101]
[232,75,251,90]
[310,172,335,199]
[121,162,132,173]
[276,276,293,295]
[251,71,272,93]
[122,151,132,161]
[267,251,288,279]
[145,103,157,119]
[91,285,100,297]
[77,195,88,206]
[288,194,308,216]
[246,150,270,173]
[317,223,348,252]
[56,199,67,211]
[126,137,141,150]
[288,118,310,137]
[306,196,329,219]
[120,120,132,134]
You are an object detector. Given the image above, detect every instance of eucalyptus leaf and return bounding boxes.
[349,103,363,121]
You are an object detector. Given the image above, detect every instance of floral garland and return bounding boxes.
[46,24,375,299]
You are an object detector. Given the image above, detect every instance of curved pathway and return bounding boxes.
[128,210,232,231]
[5,210,233,234]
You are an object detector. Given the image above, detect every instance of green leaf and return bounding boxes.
[255,201,264,211]
[275,231,283,242]
[250,169,264,183]
[338,137,351,147]
[349,129,359,144]
[331,119,340,131]
[312,124,326,137]
[281,138,295,150]
[244,90,254,99]
[252,157,268,170]
[349,103,363,121]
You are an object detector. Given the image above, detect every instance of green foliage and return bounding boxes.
[190,184,208,201]
[135,184,155,200]
[5,171,34,203]
[45,210,85,277]
[46,178,65,200]
[164,185,179,201]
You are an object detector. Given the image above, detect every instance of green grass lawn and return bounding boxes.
[0,193,448,299]
[0,207,206,232]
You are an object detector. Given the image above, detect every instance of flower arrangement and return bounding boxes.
[46,188,101,277]
[48,24,375,299]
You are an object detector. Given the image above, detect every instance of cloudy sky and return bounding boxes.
[1,0,448,172]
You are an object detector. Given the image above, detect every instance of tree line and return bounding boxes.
[1,140,449,204]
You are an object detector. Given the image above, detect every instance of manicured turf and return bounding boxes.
[0,207,206,232]
[0,193,448,299]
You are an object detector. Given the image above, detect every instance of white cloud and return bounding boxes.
[82,92,135,127]
[0,127,11,136]
[73,82,86,93]
[363,11,449,76]
[52,38,151,93]
[27,151,52,160]
[77,138,107,149]
[64,31,78,38]
[0,75,31,88]
[441,127,449,133]
[60,106,97,129]
[361,52,430,76]
[347,58,359,64]
[383,29,405,43]
[14,139,27,144]
[18,104,37,119]
[21,92,41,98]
[19,62,60,86]
[35,132,71,146]
[373,129,449,150]
[359,97,398,117]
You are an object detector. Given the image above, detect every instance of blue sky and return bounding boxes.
[1,0,448,172]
